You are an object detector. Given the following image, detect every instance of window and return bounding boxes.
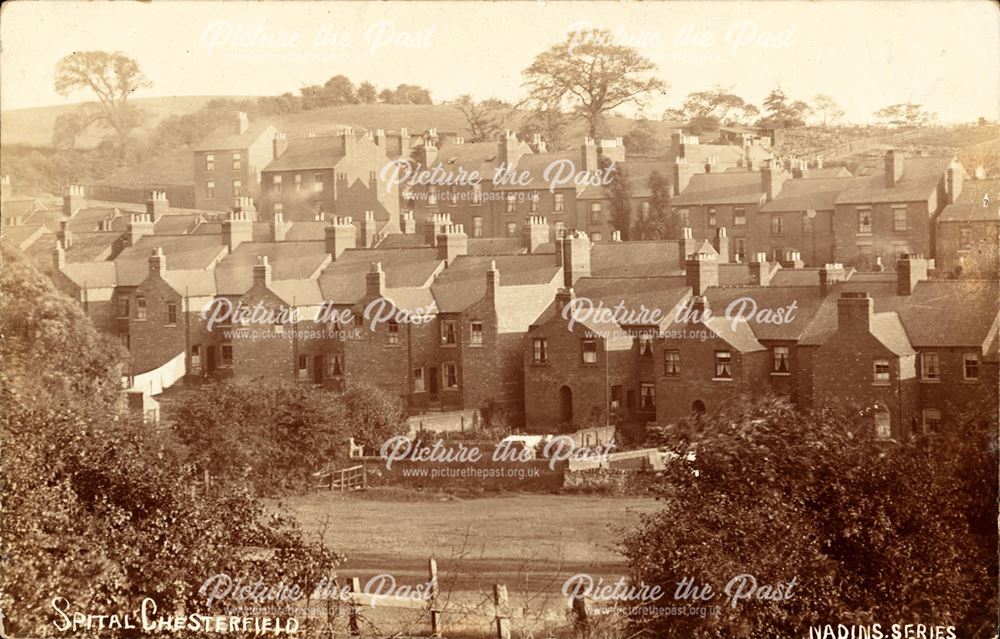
[802,212,814,234]
[472,183,482,204]
[677,208,690,227]
[472,216,483,238]
[857,207,872,234]
[506,222,517,237]
[554,193,565,212]
[118,295,130,318]
[530,192,539,213]
[387,320,399,345]
[328,355,344,377]
[120,333,130,350]
[205,154,214,172]
[232,179,242,197]
[232,153,241,171]
[413,367,425,392]
[315,173,324,192]
[427,186,437,206]
[959,228,973,247]
[589,202,601,224]
[441,319,457,345]
[135,297,147,320]
[337,172,347,182]
[664,350,680,376]
[272,175,282,195]
[582,339,598,364]
[554,222,566,238]
[591,232,603,242]
[274,321,284,335]
[294,174,302,192]
[734,238,746,262]
[273,202,283,216]
[297,354,308,380]
[922,408,941,433]
[771,215,783,235]
[874,408,891,439]
[206,181,215,199]
[963,353,979,380]
[221,344,233,366]
[638,333,653,358]
[448,188,459,206]
[443,362,459,388]
[532,337,548,363]
[353,313,364,327]
[772,346,790,373]
[640,383,656,410]
[166,302,178,325]
[873,359,891,384]
[707,207,716,226]
[892,206,907,231]
[190,344,201,369]
[470,321,483,346]
[507,193,517,213]
[641,201,652,220]
[920,353,940,381]
[733,207,746,226]
[714,351,732,379]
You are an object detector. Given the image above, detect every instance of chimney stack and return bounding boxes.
[400,210,417,235]
[252,255,272,287]
[63,184,85,217]
[271,212,287,242]
[436,224,468,265]
[819,262,843,296]
[146,190,169,222]
[678,227,698,267]
[580,138,599,173]
[366,261,385,298]
[222,207,254,251]
[341,127,357,157]
[359,210,377,248]
[374,128,387,149]
[712,227,729,263]
[561,230,591,287]
[896,253,928,296]
[58,220,74,249]
[326,216,357,260]
[486,259,500,299]
[685,252,719,296]
[128,212,154,246]
[53,245,65,271]
[761,160,779,202]
[272,132,288,160]
[148,247,166,276]
[236,111,249,135]
[423,212,452,246]
[837,292,873,334]
[521,215,550,254]
[884,150,904,188]
[672,158,693,195]
[780,250,804,269]
[946,166,963,205]
[749,252,771,286]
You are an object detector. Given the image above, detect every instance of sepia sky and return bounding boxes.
[1,0,998,123]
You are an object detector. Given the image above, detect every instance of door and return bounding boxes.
[428,366,439,399]
[206,345,216,373]
[558,385,573,426]
[313,355,324,384]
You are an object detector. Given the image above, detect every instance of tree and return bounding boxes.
[378,88,396,104]
[522,28,665,138]
[812,93,845,127]
[340,382,407,451]
[517,104,572,151]
[357,81,378,104]
[53,51,151,160]
[453,95,513,142]
[634,169,675,240]
[603,158,632,240]
[622,396,997,638]
[0,248,339,637]
[623,119,662,156]
[758,87,810,129]
[323,74,357,105]
[874,102,937,127]
[393,84,433,105]
[664,86,759,128]
[299,84,325,110]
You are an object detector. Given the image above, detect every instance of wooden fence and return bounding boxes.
[313,464,367,492]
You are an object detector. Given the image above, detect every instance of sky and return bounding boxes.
[1,0,998,124]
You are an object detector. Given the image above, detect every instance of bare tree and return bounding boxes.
[812,94,845,126]
[452,95,514,142]
[53,50,151,159]
[523,28,665,138]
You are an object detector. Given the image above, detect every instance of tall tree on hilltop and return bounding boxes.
[664,85,760,130]
[53,51,151,161]
[522,28,665,138]
[453,95,514,142]
[357,81,378,104]
[758,86,810,129]
[812,93,845,127]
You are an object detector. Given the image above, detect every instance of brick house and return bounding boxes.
[194,112,277,211]
[832,151,955,267]
[261,128,400,228]
[576,159,672,241]
[935,176,999,277]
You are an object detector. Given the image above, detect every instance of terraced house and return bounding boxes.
[193,112,278,212]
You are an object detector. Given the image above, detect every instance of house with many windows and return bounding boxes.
[193,113,277,212]
[935,176,999,277]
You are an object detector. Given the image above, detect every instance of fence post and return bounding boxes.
[348,577,361,636]
[329,467,334,491]
[340,468,346,493]
[428,558,441,637]
[494,584,510,639]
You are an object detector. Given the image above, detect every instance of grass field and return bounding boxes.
[272,491,661,636]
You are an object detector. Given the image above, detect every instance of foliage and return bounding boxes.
[664,86,759,127]
[603,157,632,240]
[812,94,845,127]
[623,396,997,638]
[339,382,408,450]
[634,170,675,240]
[0,249,340,638]
[452,95,513,142]
[517,105,572,151]
[357,81,378,104]
[758,87,810,129]
[622,119,662,156]
[522,28,665,138]
[53,51,151,158]
[874,102,938,127]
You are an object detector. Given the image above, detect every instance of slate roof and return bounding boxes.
[421,140,532,183]
[870,312,916,356]
[467,237,527,256]
[578,160,673,200]
[572,276,690,325]
[431,254,560,313]
[284,221,329,241]
[768,266,855,287]
[670,171,767,206]
[804,167,853,179]
[61,261,118,289]
[760,176,864,213]
[263,135,349,172]
[704,285,827,341]
[493,151,579,192]
[319,247,442,305]
[213,241,329,295]
[1,224,46,251]
[938,179,1000,223]
[114,234,227,287]
[153,214,205,235]
[590,240,716,278]
[835,156,951,204]
[194,121,274,152]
